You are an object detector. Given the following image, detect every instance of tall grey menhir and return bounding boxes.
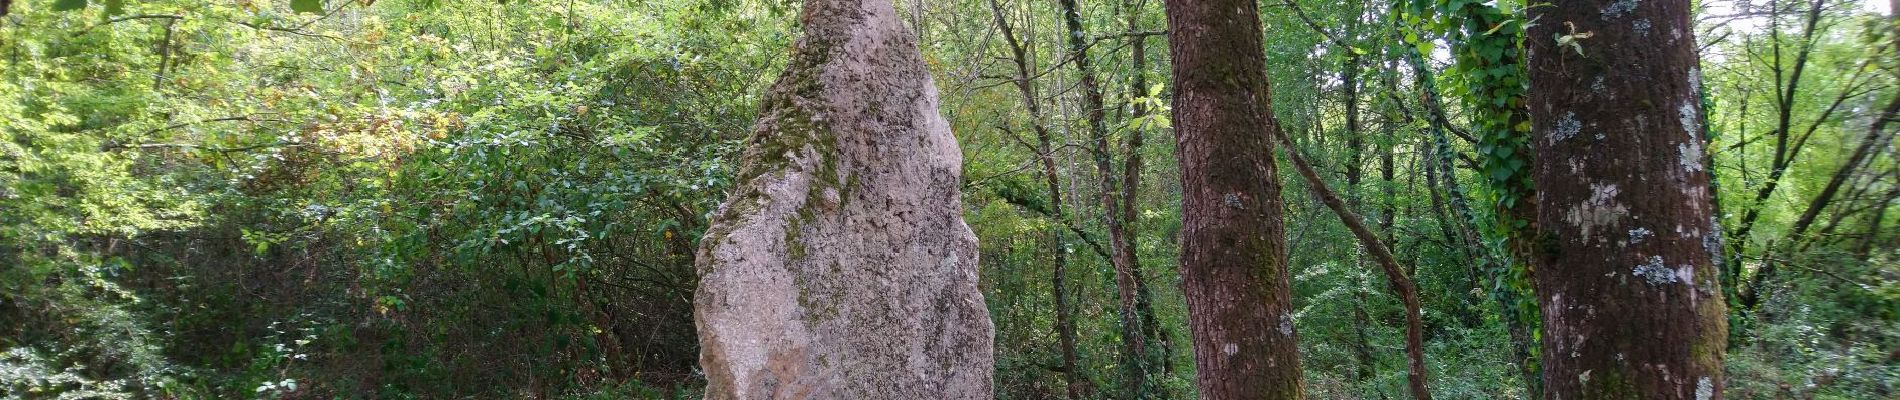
[691,0,995,398]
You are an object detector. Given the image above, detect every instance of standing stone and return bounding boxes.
[691,0,994,398]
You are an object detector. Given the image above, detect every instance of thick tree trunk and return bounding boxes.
[1162,0,1305,397]
[1525,0,1728,398]
[692,1,994,398]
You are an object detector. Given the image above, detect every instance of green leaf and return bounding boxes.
[102,0,123,14]
[1489,166,1513,181]
[291,0,323,13]
[53,0,87,11]
[1479,46,1503,62]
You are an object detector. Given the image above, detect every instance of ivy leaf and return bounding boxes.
[53,0,87,11]
[1489,166,1513,182]
[1491,145,1513,158]
[102,0,122,14]
[1479,46,1502,62]
[291,0,323,13]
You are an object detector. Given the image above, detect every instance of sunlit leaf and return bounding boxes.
[291,0,322,13]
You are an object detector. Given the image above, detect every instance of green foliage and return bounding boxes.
[3,0,788,397]
[1404,0,1532,222]
[1727,250,1900,399]
[1398,0,1544,390]
[290,0,323,14]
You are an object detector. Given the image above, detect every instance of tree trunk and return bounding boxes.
[1786,96,1900,243]
[1403,40,1543,395]
[1056,0,1153,395]
[1864,176,1899,256]
[1380,125,1397,246]
[1345,51,1365,191]
[1272,131,1434,400]
[1726,0,1827,299]
[1121,0,1176,389]
[986,0,1086,396]
[692,1,994,398]
[1162,0,1305,397]
[1784,3,1900,247]
[1525,0,1728,398]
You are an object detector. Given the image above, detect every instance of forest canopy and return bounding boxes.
[2,0,1897,398]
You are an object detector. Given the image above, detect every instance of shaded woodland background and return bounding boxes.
[3,0,1898,398]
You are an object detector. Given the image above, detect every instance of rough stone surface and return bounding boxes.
[691,0,993,398]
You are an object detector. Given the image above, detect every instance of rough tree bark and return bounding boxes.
[692,1,994,398]
[1525,0,1728,398]
[1163,0,1305,397]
